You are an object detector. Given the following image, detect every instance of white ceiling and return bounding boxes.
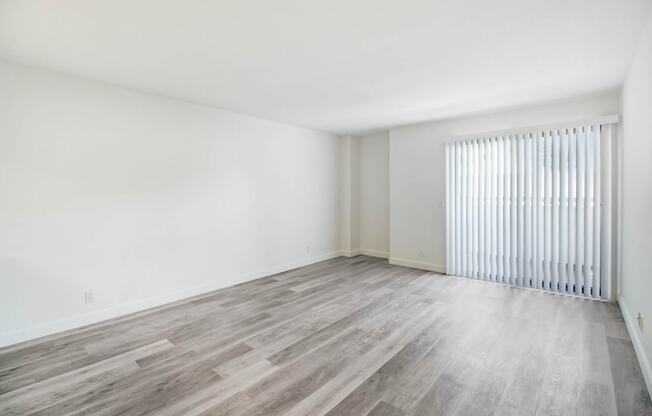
[1,0,650,135]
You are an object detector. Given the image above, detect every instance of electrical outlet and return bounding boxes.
[84,291,94,304]
[636,312,643,331]
[305,245,311,254]
[419,248,425,258]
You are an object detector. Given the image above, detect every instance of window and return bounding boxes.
[445,117,618,299]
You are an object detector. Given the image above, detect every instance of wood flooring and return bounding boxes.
[1,255,651,416]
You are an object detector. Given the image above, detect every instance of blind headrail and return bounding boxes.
[448,114,620,143]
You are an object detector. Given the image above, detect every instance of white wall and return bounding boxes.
[620,12,652,394]
[389,92,620,272]
[0,61,341,346]
[338,132,389,258]
[358,132,389,257]
[338,136,360,255]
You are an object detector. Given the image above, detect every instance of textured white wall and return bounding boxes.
[389,92,620,272]
[358,132,389,257]
[620,12,652,394]
[338,136,359,255]
[0,62,341,346]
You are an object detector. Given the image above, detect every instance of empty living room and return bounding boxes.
[2,0,652,415]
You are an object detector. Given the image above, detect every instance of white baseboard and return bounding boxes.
[359,249,389,259]
[0,251,342,348]
[389,257,446,273]
[339,248,389,259]
[619,297,652,397]
[355,249,389,259]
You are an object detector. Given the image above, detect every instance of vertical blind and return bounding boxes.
[445,117,618,299]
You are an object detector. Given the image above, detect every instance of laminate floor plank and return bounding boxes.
[0,255,650,416]
[281,301,445,416]
[366,401,407,416]
[608,336,652,416]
